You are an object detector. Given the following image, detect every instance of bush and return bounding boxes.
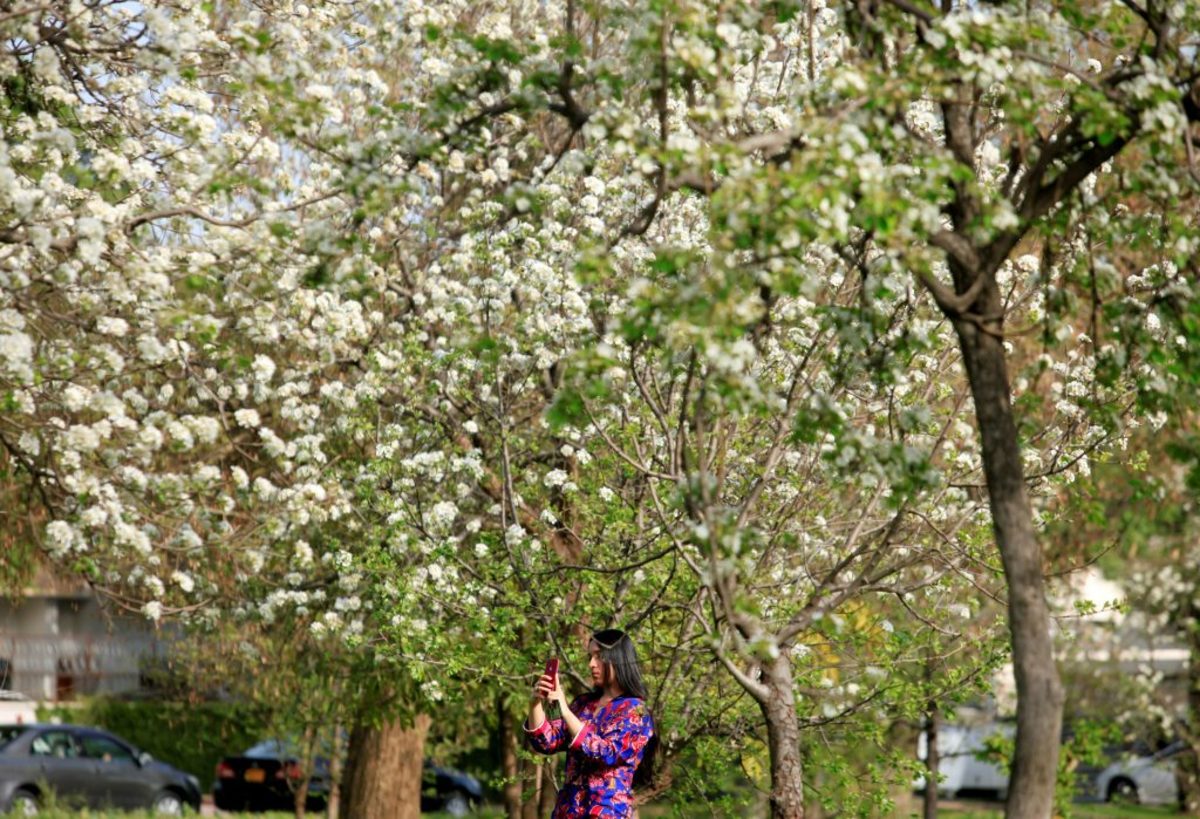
[39,697,269,791]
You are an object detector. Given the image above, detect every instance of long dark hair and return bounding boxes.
[591,628,658,788]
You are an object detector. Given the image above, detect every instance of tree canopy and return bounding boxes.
[4,1,1200,817]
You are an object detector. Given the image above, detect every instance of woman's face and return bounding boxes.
[587,640,607,687]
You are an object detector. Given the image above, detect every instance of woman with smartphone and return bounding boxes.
[525,628,657,818]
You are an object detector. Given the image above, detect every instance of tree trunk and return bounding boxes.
[759,655,805,819]
[326,720,343,819]
[1179,600,1200,813]
[955,305,1064,819]
[538,759,558,817]
[294,774,310,819]
[294,724,316,819]
[500,696,522,819]
[924,704,940,819]
[521,758,543,819]
[340,714,430,819]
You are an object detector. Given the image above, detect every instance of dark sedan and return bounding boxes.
[214,739,483,815]
[0,723,201,815]
[212,740,329,813]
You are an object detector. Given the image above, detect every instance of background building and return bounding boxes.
[0,567,161,702]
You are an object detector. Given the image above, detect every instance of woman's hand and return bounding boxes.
[533,671,566,706]
[529,667,582,741]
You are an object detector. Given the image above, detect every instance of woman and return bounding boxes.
[525,628,657,818]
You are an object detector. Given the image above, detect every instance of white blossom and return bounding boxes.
[234,408,262,428]
[96,317,129,337]
[543,469,569,488]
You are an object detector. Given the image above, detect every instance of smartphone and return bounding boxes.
[544,657,559,690]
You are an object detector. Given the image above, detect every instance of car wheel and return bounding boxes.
[8,789,38,817]
[1107,777,1139,804]
[151,790,185,816]
[443,790,472,816]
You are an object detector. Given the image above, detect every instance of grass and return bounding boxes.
[5,806,514,819]
[940,804,1179,818]
[12,812,298,818]
[11,813,511,819]
[11,813,292,818]
[11,802,1179,819]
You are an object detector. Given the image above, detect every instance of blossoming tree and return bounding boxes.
[422,1,1200,811]
[378,0,1200,815]
[5,2,1200,819]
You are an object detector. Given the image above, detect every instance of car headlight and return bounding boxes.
[186,774,201,792]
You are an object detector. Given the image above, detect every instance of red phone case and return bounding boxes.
[544,658,559,690]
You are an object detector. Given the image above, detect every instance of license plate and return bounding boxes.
[244,768,266,783]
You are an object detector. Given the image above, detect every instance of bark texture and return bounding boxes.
[538,759,558,816]
[955,288,1064,819]
[759,656,805,819]
[340,714,431,819]
[923,706,939,819]
[325,721,343,819]
[293,777,310,819]
[1180,603,1200,814]
[501,698,522,819]
[521,758,543,819]
[293,724,315,819]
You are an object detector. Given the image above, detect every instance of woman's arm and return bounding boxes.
[543,673,585,740]
[554,695,584,739]
[525,671,569,754]
[527,696,547,732]
[569,700,653,767]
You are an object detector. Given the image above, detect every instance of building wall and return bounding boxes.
[0,596,157,702]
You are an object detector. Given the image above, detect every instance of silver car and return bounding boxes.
[1094,740,1186,806]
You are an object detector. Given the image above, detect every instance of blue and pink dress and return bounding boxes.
[525,692,655,817]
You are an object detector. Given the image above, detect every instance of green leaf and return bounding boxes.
[546,388,587,430]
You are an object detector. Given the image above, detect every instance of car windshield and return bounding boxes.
[244,740,296,759]
[1154,741,1188,761]
[0,726,28,750]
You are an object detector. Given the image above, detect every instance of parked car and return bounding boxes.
[1094,740,1187,806]
[0,722,201,815]
[913,721,1013,799]
[212,739,330,813]
[420,760,485,816]
[214,738,484,815]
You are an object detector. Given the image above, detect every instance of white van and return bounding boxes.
[914,721,1013,798]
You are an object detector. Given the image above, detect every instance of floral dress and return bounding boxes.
[525,692,655,818]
